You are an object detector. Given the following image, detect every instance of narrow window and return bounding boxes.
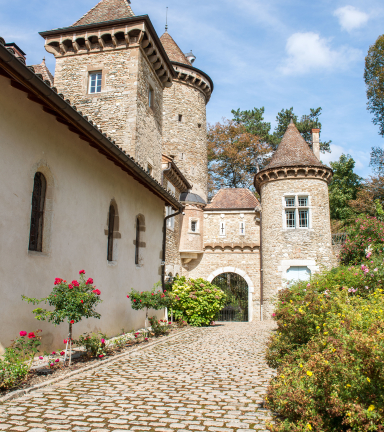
[220,221,226,236]
[191,221,197,232]
[89,72,102,94]
[147,163,153,176]
[178,114,183,122]
[299,209,309,228]
[29,172,46,252]
[239,221,245,235]
[286,210,295,228]
[135,217,140,265]
[166,206,175,229]
[107,204,115,261]
[148,86,154,108]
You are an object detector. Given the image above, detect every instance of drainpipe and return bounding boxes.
[259,206,264,321]
[161,207,185,292]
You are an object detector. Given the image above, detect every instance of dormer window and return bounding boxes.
[89,72,102,94]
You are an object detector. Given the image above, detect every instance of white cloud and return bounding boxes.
[334,6,369,32]
[321,144,370,172]
[280,32,361,75]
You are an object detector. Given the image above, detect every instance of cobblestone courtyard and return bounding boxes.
[0,321,276,432]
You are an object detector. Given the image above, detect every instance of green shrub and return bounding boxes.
[0,330,42,390]
[341,215,384,264]
[170,276,226,326]
[266,256,384,431]
[148,317,170,336]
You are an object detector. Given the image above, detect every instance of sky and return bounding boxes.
[1,0,383,177]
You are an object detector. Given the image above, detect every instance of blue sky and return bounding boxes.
[1,0,383,177]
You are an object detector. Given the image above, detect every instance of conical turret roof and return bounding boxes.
[265,122,325,170]
[160,32,191,65]
[72,0,134,27]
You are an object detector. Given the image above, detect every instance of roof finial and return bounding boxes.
[165,7,168,32]
[290,113,294,124]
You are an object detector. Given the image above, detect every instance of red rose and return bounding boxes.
[81,300,84,304]
[99,354,104,358]
[71,280,79,287]
[28,332,36,339]
[68,284,74,290]
[54,278,63,285]
[63,339,67,344]
[86,278,94,285]
[140,300,142,302]
[164,290,167,293]
[133,299,137,302]
[55,359,60,363]
[151,293,154,296]
[60,351,65,356]
[79,270,85,274]
[92,289,101,296]
[127,295,130,298]
[19,331,27,337]
[52,351,56,355]
[70,320,75,324]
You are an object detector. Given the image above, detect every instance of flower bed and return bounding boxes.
[265,260,384,431]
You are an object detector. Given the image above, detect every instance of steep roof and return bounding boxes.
[30,59,54,86]
[206,189,259,210]
[160,32,191,65]
[72,0,134,27]
[265,121,324,170]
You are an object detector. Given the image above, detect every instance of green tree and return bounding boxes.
[328,154,363,221]
[232,106,331,157]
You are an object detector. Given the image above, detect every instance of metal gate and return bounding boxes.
[212,273,248,322]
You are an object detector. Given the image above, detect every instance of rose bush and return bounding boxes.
[0,330,42,390]
[74,332,107,358]
[266,254,384,431]
[169,276,226,327]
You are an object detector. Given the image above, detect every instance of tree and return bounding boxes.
[207,119,270,194]
[232,106,331,157]
[365,34,384,138]
[349,175,384,218]
[328,154,363,221]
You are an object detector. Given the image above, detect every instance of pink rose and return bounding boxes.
[52,351,56,355]
[99,354,104,358]
[19,331,27,337]
[79,270,85,274]
[145,337,149,341]
[60,351,65,356]
[39,356,44,360]
[55,359,60,363]
[127,295,130,298]
[101,339,105,344]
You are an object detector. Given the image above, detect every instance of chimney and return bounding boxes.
[311,128,320,161]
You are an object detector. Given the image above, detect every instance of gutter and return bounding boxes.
[0,38,182,211]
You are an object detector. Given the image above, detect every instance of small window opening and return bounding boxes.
[148,86,154,108]
[147,164,153,176]
[178,114,183,122]
[29,172,47,252]
[240,221,245,235]
[89,72,102,94]
[198,123,202,128]
[135,217,140,265]
[107,204,115,261]
[191,221,197,232]
[220,221,226,236]
[180,153,184,160]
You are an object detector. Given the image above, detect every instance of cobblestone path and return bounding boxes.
[0,321,276,432]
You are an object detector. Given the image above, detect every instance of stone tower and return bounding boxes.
[254,122,333,318]
[160,31,213,202]
[40,0,175,181]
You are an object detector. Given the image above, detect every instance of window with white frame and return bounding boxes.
[190,219,199,233]
[166,206,174,229]
[89,72,102,94]
[219,221,226,236]
[239,220,245,235]
[284,195,310,229]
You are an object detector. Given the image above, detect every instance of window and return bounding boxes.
[191,221,197,232]
[135,217,140,265]
[89,72,102,94]
[147,164,153,176]
[198,123,202,128]
[286,266,311,283]
[166,206,175,229]
[148,86,154,108]
[178,114,183,122]
[284,195,310,229]
[219,221,226,236]
[29,172,47,252]
[239,221,245,235]
[107,204,115,261]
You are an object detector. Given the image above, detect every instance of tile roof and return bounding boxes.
[30,59,54,85]
[206,189,259,210]
[264,121,325,170]
[160,32,191,65]
[72,0,134,27]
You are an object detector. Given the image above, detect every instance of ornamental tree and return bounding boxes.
[22,270,102,364]
[127,284,171,332]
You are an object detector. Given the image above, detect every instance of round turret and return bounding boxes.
[254,122,334,318]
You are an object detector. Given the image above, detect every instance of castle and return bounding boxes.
[0,0,335,351]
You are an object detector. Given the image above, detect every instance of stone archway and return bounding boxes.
[207,267,254,322]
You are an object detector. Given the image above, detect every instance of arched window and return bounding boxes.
[135,217,140,265]
[107,204,115,261]
[29,172,47,252]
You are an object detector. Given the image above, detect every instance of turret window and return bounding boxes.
[89,72,102,94]
[284,194,310,229]
[239,221,245,235]
[148,86,154,108]
[189,218,199,233]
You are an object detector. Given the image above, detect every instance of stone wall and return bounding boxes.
[179,204,204,253]
[260,178,334,318]
[162,80,208,201]
[53,47,163,181]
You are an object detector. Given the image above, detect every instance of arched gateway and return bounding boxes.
[207,267,254,322]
